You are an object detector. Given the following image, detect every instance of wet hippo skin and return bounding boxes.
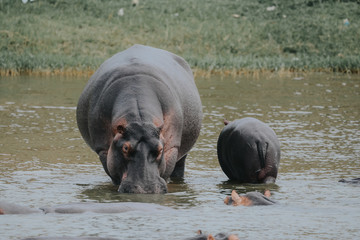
[217,118,281,183]
[339,178,360,184]
[0,201,171,215]
[76,44,203,193]
[185,230,239,240]
[22,232,239,240]
[22,238,118,240]
[40,202,171,214]
[0,201,42,214]
[224,190,276,206]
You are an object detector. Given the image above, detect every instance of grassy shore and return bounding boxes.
[1,0,359,76]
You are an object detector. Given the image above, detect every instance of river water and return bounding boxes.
[0,73,359,239]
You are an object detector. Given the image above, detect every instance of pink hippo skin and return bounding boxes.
[224,190,275,206]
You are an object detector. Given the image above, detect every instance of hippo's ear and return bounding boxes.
[224,196,231,205]
[224,119,230,125]
[207,234,215,240]
[228,234,240,240]
[231,190,241,205]
[117,125,126,134]
[264,190,271,198]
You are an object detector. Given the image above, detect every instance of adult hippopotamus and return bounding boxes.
[217,118,280,183]
[76,45,203,193]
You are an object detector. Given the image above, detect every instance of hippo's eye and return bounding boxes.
[122,142,131,154]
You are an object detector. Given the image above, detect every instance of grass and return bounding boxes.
[0,0,359,76]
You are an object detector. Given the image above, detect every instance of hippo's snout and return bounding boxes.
[118,177,167,194]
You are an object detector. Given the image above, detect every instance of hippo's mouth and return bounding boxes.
[118,181,167,194]
[117,172,168,194]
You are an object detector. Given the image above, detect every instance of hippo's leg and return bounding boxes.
[170,154,187,179]
[161,147,179,179]
[255,141,278,183]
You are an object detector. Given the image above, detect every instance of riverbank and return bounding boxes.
[1,0,359,76]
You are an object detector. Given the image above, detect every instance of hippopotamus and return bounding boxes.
[0,201,42,214]
[20,231,238,240]
[224,190,276,206]
[40,202,170,214]
[185,230,239,240]
[217,118,280,183]
[0,201,171,215]
[21,235,238,240]
[339,178,360,184]
[76,44,203,193]
[21,238,118,240]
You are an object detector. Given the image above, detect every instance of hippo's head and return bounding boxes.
[103,122,167,194]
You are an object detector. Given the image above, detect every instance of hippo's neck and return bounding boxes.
[111,85,164,127]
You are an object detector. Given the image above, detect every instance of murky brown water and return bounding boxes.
[1,73,359,239]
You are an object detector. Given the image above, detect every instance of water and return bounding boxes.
[0,73,359,239]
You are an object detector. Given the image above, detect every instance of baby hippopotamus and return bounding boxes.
[185,230,239,240]
[217,118,281,183]
[224,190,276,206]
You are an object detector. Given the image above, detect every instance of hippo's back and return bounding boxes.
[218,117,279,151]
[86,44,195,96]
[217,117,280,183]
[77,45,202,157]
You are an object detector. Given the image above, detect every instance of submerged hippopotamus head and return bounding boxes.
[224,190,275,206]
[186,230,240,240]
[102,122,167,194]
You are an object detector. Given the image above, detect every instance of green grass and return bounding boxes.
[1,0,359,75]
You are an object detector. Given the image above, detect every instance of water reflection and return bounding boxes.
[218,181,279,195]
[79,180,199,208]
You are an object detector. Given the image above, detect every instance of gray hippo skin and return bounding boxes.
[185,230,239,240]
[217,117,280,183]
[0,201,171,215]
[224,190,276,206]
[22,238,117,240]
[40,202,171,214]
[339,178,360,184]
[76,44,203,193]
[23,232,238,240]
[0,201,42,214]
